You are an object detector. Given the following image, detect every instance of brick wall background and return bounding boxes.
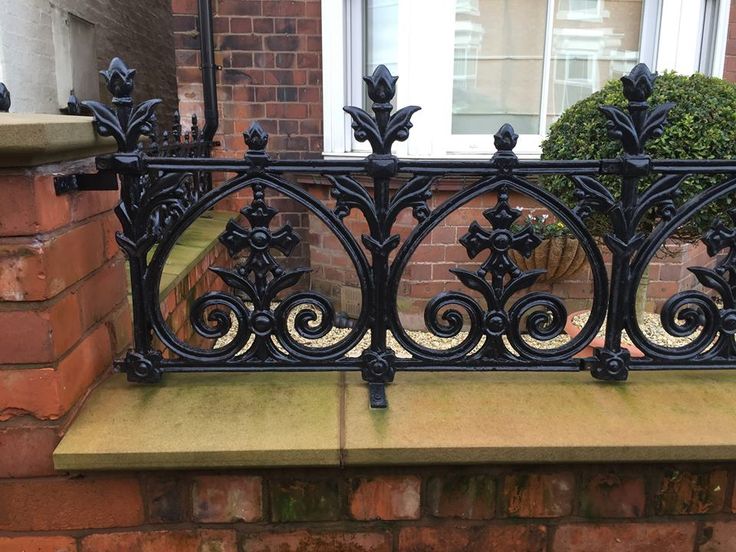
[2,464,736,551]
[159,240,230,351]
[723,1,736,83]
[173,0,323,158]
[172,0,323,280]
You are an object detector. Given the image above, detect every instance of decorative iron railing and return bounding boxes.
[83,57,736,408]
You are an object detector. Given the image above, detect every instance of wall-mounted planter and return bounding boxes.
[511,236,587,282]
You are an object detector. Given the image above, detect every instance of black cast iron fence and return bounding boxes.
[79,57,736,408]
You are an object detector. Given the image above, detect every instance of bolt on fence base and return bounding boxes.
[369,383,388,409]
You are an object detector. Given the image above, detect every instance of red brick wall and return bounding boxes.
[2,464,736,550]
[172,0,323,158]
[172,0,323,278]
[159,239,231,351]
[0,162,130,476]
[724,2,736,83]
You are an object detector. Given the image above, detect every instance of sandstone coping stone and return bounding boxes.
[0,113,115,167]
[54,370,736,470]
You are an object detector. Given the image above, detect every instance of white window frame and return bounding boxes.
[322,0,732,159]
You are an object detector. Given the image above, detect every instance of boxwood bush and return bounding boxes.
[541,72,736,239]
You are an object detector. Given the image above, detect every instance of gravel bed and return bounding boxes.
[214,305,571,356]
[213,304,712,355]
[571,311,701,348]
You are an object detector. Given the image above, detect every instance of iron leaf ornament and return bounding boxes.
[207,182,311,360]
[586,63,681,381]
[343,65,421,155]
[83,57,161,152]
[599,63,674,156]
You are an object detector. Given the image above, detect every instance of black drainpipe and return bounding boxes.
[198,0,218,142]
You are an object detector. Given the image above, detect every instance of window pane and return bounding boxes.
[365,0,399,78]
[452,0,548,135]
[545,0,643,131]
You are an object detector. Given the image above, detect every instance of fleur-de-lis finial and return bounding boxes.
[598,62,674,156]
[100,57,137,103]
[0,83,10,113]
[243,122,269,162]
[364,65,398,105]
[82,57,161,152]
[343,65,420,155]
[620,63,656,103]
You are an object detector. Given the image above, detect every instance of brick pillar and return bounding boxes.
[0,116,129,478]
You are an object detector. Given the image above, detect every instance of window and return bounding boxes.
[322,0,732,158]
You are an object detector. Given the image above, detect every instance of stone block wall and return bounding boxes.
[2,464,736,551]
[2,0,178,117]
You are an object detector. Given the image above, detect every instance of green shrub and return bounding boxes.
[541,72,736,239]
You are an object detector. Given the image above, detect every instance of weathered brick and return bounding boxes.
[552,523,697,552]
[580,470,646,518]
[270,479,340,522]
[265,35,301,51]
[427,474,495,519]
[0,217,107,301]
[701,521,736,551]
[172,0,197,14]
[503,472,575,518]
[0,292,80,364]
[106,301,133,355]
[349,476,420,521]
[144,476,188,524]
[243,531,391,552]
[76,258,128,331]
[654,469,727,515]
[80,530,237,552]
[398,525,546,552]
[0,174,71,237]
[0,424,60,477]
[218,34,262,51]
[0,536,77,552]
[192,475,262,523]
[262,1,305,17]
[218,0,261,16]
[0,325,112,420]
[0,476,144,531]
[273,17,297,34]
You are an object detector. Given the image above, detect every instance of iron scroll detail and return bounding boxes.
[83,57,736,408]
